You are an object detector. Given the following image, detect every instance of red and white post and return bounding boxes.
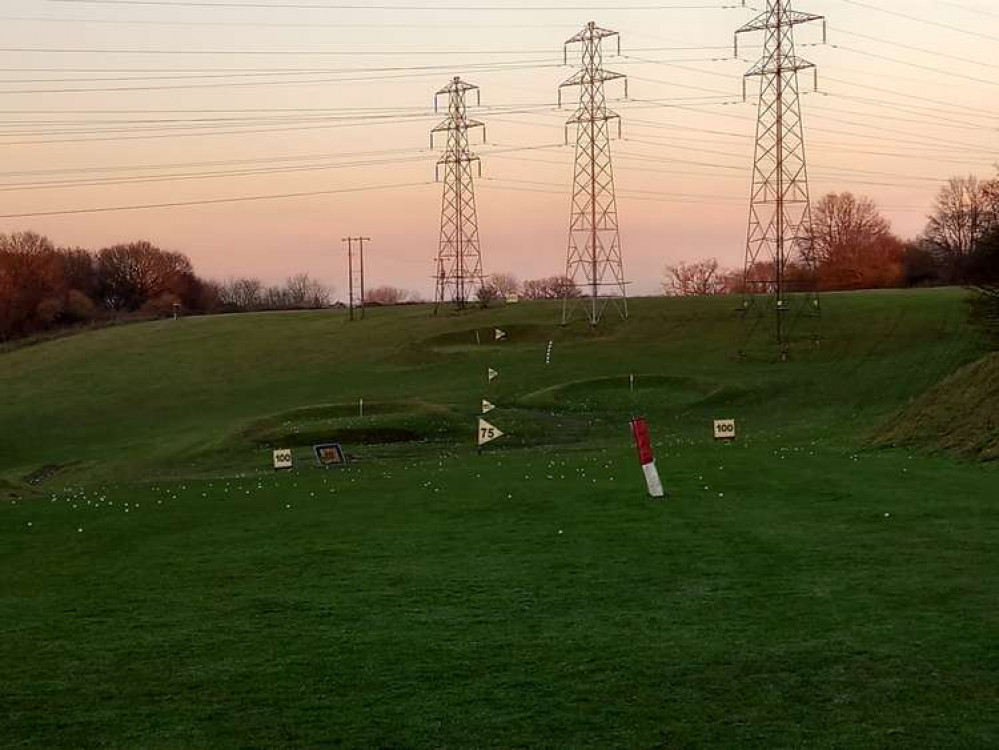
[630,418,665,499]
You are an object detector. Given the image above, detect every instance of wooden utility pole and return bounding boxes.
[343,236,371,321]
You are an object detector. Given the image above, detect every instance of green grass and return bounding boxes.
[877,351,999,460]
[1,289,997,748]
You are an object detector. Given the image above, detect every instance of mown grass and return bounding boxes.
[876,351,999,460]
[1,289,997,748]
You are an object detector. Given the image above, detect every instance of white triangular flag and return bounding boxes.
[488,367,498,382]
[495,328,507,341]
[481,399,496,414]
[478,418,504,447]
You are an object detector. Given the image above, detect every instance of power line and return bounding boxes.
[0,181,433,219]
[0,15,579,30]
[840,0,999,44]
[831,43,999,89]
[937,1,999,19]
[834,27,999,72]
[48,0,741,10]
[0,46,567,57]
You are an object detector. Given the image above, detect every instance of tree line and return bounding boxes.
[5,173,998,344]
[0,232,332,341]
[663,176,999,298]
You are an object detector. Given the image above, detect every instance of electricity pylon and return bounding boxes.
[431,76,486,313]
[559,21,629,328]
[735,0,825,359]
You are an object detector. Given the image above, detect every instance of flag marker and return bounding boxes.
[481,399,496,414]
[488,367,498,382]
[630,418,665,499]
[495,328,507,342]
[478,418,504,447]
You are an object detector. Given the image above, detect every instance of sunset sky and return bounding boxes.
[0,0,995,298]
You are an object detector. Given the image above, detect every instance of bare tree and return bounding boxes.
[489,272,520,297]
[219,277,263,310]
[284,273,331,309]
[57,247,98,299]
[476,283,500,307]
[521,275,580,299]
[663,258,727,296]
[96,241,194,311]
[923,176,998,259]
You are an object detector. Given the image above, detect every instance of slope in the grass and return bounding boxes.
[877,352,999,461]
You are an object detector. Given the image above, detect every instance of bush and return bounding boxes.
[65,290,98,322]
[36,297,64,326]
[141,293,182,318]
[476,284,500,307]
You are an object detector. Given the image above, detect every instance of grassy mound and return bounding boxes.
[519,374,724,413]
[876,351,999,460]
[240,401,459,448]
[0,289,986,484]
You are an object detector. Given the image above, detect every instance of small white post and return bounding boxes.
[359,398,364,418]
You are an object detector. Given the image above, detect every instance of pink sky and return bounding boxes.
[0,0,996,298]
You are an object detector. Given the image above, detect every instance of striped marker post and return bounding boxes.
[630,417,665,499]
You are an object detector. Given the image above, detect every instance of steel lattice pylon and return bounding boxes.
[431,76,486,313]
[559,22,629,327]
[736,0,826,358]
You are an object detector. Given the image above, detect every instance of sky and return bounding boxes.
[0,0,996,299]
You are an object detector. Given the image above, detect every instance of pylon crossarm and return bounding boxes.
[560,69,626,89]
[736,9,823,35]
[432,119,485,134]
[435,79,479,97]
[566,109,620,127]
[564,24,618,45]
[744,56,816,77]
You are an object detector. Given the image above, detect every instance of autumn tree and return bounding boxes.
[808,192,903,290]
[0,232,65,338]
[365,286,409,305]
[811,193,890,261]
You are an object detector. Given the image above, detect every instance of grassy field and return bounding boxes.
[1,290,997,748]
